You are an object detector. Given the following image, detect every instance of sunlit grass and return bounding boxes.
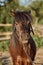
[0,40,9,51]
[32,35,43,48]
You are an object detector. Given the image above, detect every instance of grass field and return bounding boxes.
[32,35,43,48]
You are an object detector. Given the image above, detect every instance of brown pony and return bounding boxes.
[9,10,36,65]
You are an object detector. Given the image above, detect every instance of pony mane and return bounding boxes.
[15,11,33,23]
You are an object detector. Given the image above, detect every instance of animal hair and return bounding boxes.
[14,11,33,23]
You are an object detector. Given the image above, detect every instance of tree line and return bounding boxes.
[0,0,43,32]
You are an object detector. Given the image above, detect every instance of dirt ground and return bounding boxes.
[0,47,43,65]
[0,51,13,65]
[34,47,43,65]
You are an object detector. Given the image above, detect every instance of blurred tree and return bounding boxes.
[0,0,43,32]
[30,1,43,23]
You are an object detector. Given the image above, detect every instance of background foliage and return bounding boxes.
[0,0,43,32]
[0,0,43,51]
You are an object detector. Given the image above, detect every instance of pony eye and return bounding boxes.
[15,22,18,25]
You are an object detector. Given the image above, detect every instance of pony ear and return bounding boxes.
[10,9,16,17]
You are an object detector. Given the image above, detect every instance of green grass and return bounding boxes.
[0,63,1,65]
[38,19,43,24]
[0,40,9,51]
[32,35,43,48]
